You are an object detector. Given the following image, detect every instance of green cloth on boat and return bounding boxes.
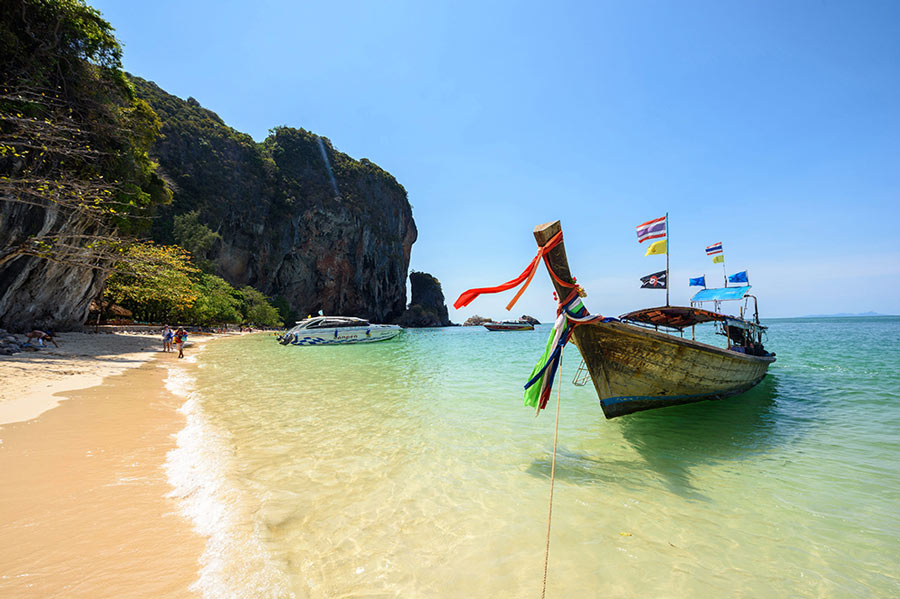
[523,299,585,409]
[524,319,564,408]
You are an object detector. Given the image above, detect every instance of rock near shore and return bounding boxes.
[462,315,492,326]
[397,272,452,327]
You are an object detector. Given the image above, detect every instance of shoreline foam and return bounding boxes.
[0,360,205,598]
[163,337,295,599]
[0,332,231,597]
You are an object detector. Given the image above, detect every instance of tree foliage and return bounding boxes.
[1,0,171,271]
[178,273,241,325]
[240,286,283,327]
[104,242,197,323]
[172,209,220,272]
[104,242,283,327]
[0,2,306,330]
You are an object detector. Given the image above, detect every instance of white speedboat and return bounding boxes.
[277,316,401,346]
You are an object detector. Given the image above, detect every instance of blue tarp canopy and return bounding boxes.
[691,285,751,302]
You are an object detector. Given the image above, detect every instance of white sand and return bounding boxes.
[0,332,209,425]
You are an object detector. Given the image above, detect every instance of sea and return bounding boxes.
[165,317,900,598]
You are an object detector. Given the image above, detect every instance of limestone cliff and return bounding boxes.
[132,77,416,323]
[0,202,106,331]
[398,271,452,327]
[0,2,169,333]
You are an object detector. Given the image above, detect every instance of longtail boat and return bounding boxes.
[533,221,775,418]
[484,320,535,331]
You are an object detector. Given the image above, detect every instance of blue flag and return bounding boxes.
[728,271,749,283]
[689,276,706,287]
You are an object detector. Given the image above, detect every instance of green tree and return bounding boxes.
[104,242,197,323]
[1,0,171,270]
[172,210,220,272]
[180,273,241,325]
[240,286,283,327]
[270,295,296,326]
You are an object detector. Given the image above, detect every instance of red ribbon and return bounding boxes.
[453,231,566,311]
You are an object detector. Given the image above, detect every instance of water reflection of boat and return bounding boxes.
[534,221,776,419]
[277,316,401,346]
[484,320,534,331]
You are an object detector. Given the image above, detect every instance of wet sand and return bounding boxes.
[0,359,203,598]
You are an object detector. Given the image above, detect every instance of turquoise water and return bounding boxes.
[168,317,900,598]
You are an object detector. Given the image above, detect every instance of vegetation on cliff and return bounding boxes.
[0,0,170,268]
[1,0,413,331]
[102,242,282,326]
[0,0,286,330]
[131,76,417,323]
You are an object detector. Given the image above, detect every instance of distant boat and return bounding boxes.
[484,320,535,331]
[534,221,775,418]
[277,316,401,346]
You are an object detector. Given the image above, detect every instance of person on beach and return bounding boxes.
[162,325,173,352]
[26,330,58,347]
[174,327,187,358]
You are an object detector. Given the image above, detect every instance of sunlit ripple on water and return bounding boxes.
[174,318,900,598]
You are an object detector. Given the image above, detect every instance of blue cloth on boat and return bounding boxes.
[691,286,751,302]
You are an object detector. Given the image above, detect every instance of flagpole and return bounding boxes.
[722,257,727,288]
[665,212,670,306]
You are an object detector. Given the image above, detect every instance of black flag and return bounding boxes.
[640,270,667,289]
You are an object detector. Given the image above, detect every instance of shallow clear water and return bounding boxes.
[170,317,900,598]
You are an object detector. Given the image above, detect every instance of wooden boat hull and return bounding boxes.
[532,219,775,419]
[484,323,534,331]
[573,319,774,418]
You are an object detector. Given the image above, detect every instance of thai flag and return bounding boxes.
[706,242,723,256]
[635,216,667,243]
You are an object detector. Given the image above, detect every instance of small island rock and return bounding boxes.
[462,315,492,326]
[397,272,452,327]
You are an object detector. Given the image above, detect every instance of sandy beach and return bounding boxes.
[0,332,213,598]
[0,332,170,425]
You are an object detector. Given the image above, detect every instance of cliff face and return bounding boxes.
[0,203,105,332]
[398,272,452,327]
[133,77,417,323]
[1,2,169,333]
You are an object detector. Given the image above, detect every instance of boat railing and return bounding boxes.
[572,359,591,386]
[620,319,684,334]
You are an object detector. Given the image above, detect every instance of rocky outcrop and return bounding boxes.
[0,202,106,332]
[520,315,540,325]
[463,315,492,326]
[397,272,451,327]
[133,77,417,323]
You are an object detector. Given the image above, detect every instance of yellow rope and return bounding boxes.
[541,346,563,599]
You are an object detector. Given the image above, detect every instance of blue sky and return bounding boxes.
[93,0,900,320]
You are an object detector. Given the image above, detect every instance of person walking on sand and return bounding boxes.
[174,327,187,358]
[162,325,173,352]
